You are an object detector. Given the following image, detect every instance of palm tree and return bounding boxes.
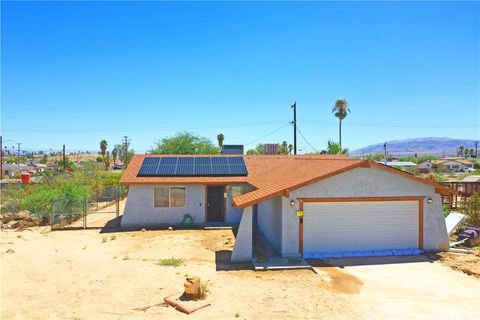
[458,146,465,157]
[332,99,350,150]
[288,144,293,155]
[217,133,224,150]
[104,151,110,171]
[278,141,288,154]
[100,140,108,157]
[111,146,118,166]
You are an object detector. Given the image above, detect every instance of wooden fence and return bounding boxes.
[440,182,480,209]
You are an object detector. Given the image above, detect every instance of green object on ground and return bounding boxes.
[180,214,195,228]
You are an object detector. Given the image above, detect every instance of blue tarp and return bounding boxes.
[303,248,424,259]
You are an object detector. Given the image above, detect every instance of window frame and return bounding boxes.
[153,186,186,208]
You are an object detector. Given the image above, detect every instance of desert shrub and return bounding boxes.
[465,193,480,225]
[442,205,450,217]
[23,185,60,221]
[158,257,184,267]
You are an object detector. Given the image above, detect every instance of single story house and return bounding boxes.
[383,161,418,170]
[419,158,474,172]
[120,154,454,262]
[1,164,34,179]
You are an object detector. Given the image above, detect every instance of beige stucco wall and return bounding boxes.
[257,196,283,254]
[278,167,449,257]
[122,183,249,227]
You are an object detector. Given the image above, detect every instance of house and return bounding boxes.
[1,164,33,179]
[383,161,418,169]
[120,154,453,262]
[419,158,474,172]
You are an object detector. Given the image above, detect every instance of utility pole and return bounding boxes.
[63,144,66,172]
[16,143,22,165]
[291,102,297,155]
[123,136,130,169]
[0,136,3,181]
[383,142,387,164]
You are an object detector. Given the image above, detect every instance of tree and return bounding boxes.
[279,141,289,154]
[150,132,220,154]
[100,140,108,157]
[217,133,224,150]
[321,140,349,155]
[458,145,464,157]
[104,151,111,171]
[288,144,293,155]
[246,144,265,155]
[332,99,350,150]
[111,146,118,166]
[465,193,480,225]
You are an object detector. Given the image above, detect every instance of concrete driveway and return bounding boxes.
[310,255,480,319]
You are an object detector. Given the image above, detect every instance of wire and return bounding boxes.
[296,125,320,153]
[244,123,291,147]
[2,120,289,133]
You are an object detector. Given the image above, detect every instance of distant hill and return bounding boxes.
[350,137,478,157]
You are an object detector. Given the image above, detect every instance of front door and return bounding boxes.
[207,186,225,222]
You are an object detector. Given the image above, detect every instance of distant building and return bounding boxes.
[264,144,279,155]
[419,158,474,172]
[221,145,244,155]
[1,164,33,178]
[383,161,418,169]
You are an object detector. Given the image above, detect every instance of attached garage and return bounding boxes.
[300,197,424,256]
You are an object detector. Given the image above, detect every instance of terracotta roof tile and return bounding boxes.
[120,154,455,208]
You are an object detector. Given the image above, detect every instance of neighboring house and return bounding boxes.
[1,164,33,178]
[420,159,474,172]
[383,161,418,169]
[120,154,454,262]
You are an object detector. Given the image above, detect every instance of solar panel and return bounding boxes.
[227,156,244,165]
[212,164,230,175]
[137,156,248,177]
[160,157,178,165]
[195,165,212,175]
[195,157,211,166]
[157,165,176,175]
[211,157,228,165]
[177,157,194,166]
[175,166,194,176]
[229,164,248,175]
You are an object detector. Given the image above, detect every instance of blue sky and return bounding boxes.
[1,1,479,154]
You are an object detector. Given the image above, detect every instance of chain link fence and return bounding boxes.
[51,185,126,230]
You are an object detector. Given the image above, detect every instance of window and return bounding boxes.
[154,187,185,208]
[231,184,251,198]
[170,187,186,207]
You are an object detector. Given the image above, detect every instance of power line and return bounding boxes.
[295,126,319,153]
[2,120,289,133]
[244,123,291,147]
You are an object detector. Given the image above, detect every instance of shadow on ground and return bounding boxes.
[215,250,253,271]
[307,253,442,268]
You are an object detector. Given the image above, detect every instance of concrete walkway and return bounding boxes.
[252,227,310,270]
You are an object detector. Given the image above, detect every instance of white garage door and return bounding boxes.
[303,200,419,254]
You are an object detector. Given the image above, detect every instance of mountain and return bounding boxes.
[350,137,478,157]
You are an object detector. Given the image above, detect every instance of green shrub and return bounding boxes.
[158,257,184,267]
[23,185,60,221]
[465,193,480,225]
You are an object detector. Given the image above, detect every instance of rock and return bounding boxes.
[5,220,20,229]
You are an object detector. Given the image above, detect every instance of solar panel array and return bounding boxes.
[137,156,248,177]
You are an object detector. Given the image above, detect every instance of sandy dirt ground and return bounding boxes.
[1,207,480,319]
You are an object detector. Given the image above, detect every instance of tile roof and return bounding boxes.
[120,154,455,208]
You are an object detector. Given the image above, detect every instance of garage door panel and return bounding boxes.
[303,201,419,253]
